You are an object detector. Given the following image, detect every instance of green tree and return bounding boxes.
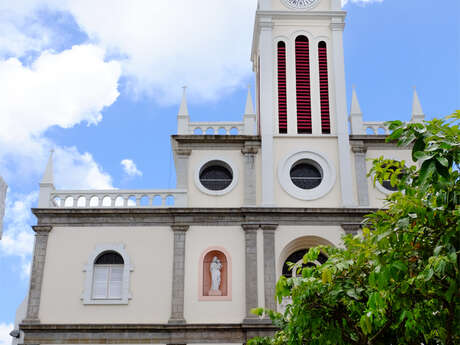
[250,113,460,345]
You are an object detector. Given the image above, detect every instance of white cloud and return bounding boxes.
[0,191,36,279]
[0,44,120,188]
[0,0,258,104]
[121,159,143,177]
[342,0,384,6]
[0,323,13,345]
[0,44,120,145]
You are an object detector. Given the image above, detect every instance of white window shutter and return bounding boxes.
[93,266,109,298]
[109,265,123,299]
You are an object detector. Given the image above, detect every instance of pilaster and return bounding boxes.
[241,144,259,206]
[174,149,191,190]
[261,224,278,311]
[242,224,259,323]
[259,18,275,206]
[24,225,52,324]
[330,19,355,207]
[169,225,189,324]
[351,143,369,206]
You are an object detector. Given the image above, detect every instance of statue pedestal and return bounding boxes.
[208,289,222,296]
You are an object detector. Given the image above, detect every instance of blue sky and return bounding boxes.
[0,0,458,343]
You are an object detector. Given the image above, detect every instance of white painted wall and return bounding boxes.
[39,226,173,324]
[184,226,246,323]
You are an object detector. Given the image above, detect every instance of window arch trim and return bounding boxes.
[82,244,133,305]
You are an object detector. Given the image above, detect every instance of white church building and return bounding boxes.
[14,0,425,344]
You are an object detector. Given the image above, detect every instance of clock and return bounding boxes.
[281,0,320,10]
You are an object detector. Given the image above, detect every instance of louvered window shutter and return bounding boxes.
[318,41,331,134]
[93,266,109,299]
[277,41,288,134]
[109,265,123,299]
[295,35,312,134]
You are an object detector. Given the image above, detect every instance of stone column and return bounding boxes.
[261,224,278,311]
[23,225,52,323]
[242,224,259,323]
[241,143,259,206]
[352,143,369,206]
[169,225,189,324]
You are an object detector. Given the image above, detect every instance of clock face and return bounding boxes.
[282,0,320,10]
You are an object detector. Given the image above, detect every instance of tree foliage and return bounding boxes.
[249,112,460,345]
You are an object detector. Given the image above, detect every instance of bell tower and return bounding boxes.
[252,0,355,207]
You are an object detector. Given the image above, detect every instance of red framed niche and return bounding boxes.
[199,247,232,301]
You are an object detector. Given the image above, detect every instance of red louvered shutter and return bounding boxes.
[295,36,312,134]
[277,41,288,134]
[318,41,331,134]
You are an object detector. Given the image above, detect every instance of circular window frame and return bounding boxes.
[278,150,336,201]
[375,178,398,195]
[195,157,238,196]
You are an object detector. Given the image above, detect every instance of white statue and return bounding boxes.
[209,256,222,295]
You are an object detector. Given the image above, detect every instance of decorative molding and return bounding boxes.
[82,244,133,305]
[330,22,346,31]
[171,224,189,232]
[174,149,192,157]
[19,323,278,344]
[260,224,278,231]
[341,223,361,236]
[32,208,376,227]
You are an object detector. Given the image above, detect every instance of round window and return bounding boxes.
[290,161,322,190]
[199,161,233,191]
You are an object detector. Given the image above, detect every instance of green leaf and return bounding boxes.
[418,159,436,185]
[436,156,449,167]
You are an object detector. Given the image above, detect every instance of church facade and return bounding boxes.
[14,0,425,344]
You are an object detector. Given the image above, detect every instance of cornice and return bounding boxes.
[32,207,376,227]
[20,322,278,344]
[172,135,261,151]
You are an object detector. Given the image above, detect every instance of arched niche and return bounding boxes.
[199,247,232,301]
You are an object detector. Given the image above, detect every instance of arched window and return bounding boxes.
[92,251,124,299]
[318,41,331,134]
[277,41,288,134]
[83,244,133,305]
[295,35,312,134]
[282,248,328,278]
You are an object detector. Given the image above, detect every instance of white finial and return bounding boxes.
[178,86,189,117]
[349,86,365,135]
[41,150,54,185]
[38,150,55,208]
[244,85,255,115]
[350,86,362,115]
[411,87,425,123]
[177,87,190,134]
